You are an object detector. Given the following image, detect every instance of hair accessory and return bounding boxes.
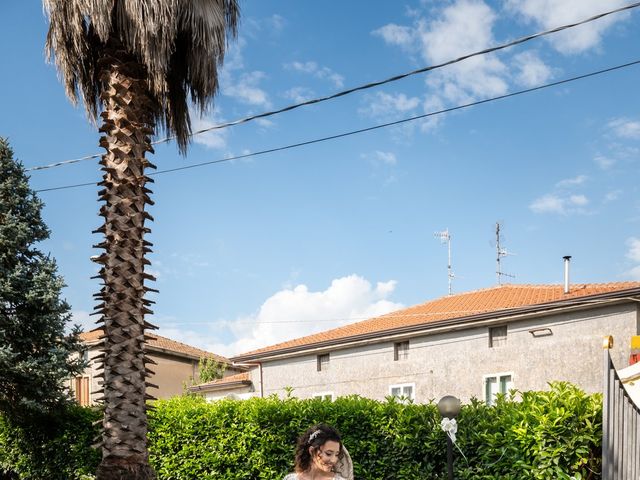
[309,429,321,442]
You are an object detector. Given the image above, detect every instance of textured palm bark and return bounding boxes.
[92,40,158,480]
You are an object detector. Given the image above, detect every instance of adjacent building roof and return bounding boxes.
[187,372,252,393]
[80,328,231,364]
[232,282,640,362]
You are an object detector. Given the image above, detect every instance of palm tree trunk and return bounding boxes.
[92,38,158,480]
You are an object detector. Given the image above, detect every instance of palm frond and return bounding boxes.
[44,0,239,152]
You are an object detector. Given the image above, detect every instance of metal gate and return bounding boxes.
[602,336,640,479]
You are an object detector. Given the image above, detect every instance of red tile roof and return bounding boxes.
[188,372,252,392]
[80,328,230,364]
[199,372,250,387]
[233,282,640,360]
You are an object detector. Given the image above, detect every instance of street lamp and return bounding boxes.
[438,395,461,480]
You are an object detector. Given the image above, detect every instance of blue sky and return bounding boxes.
[2,0,640,356]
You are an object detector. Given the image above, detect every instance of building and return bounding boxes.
[227,282,640,404]
[188,372,255,400]
[71,328,243,406]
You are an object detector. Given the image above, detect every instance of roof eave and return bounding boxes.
[188,380,252,393]
[81,339,230,365]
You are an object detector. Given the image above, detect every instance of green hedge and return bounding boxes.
[0,404,101,480]
[0,382,602,479]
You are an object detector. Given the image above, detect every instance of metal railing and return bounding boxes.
[602,336,640,480]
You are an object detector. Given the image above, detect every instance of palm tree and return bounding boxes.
[43,2,239,478]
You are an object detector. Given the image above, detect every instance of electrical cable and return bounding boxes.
[146,294,631,327]
[35,58,640,193]
[26,1,640,173]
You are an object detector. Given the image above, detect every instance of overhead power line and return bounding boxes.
[151,295,625,327]
[35,59,640,193]
[27,1,640,173]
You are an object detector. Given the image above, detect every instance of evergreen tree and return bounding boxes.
[0,137,85,418]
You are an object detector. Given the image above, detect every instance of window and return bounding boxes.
[394,341,409,361]
[489,326,507,348]
[317,353,330,372]
[389,383,415,403]
[313,392,334,401]
[484,373,513,405]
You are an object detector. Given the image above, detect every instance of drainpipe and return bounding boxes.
[563,256,572,294]
[232,361,264,398]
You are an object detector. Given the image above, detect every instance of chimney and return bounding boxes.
[563,256,571,294]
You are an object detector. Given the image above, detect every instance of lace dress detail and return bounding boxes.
[283,475,345,480]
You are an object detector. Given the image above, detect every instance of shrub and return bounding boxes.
[0,382,602,479]
[148,382,602,479]
[0,404,101,480]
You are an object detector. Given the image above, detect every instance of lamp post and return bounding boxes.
[438,395,461,480]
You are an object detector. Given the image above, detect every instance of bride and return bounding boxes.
[283,424,353,480]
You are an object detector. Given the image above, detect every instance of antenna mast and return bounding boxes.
[434,228,454,295]
[495,222,515,285]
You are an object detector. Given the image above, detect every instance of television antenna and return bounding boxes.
[434,228,454,295]
[495,222,515,285]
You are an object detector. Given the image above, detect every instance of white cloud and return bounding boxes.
[361,92,420,119]
[223,71,271,107]
[284,86,315,103]
[626,238,640,280]
[204,275,404,357]
[569,194,588,206]
[626,237,640,262]
[420,0,497,63]
[371,0,629,141]
[372,23,415,49]
[222,36,246,72]
[374,151,398,166]
[556,175,587,188]
[608,118,640,139]
[267,14,286,32]
[362,151,400,185]
[529,194,565,214]
[243,14,286,38]
[420,95,447,131]
[529,192,589,214]
[594,154,616,170]
[287,61,317,74]
[284,61,345,88]
[628,265,640,281]
[191,110,229,150]
[374,1,509,105]
[419,0,508,104]
[604,190,622,203]
[218,36,270,107]
[254,118,274,129]
[512,51,553,87]
[506,0,631,54]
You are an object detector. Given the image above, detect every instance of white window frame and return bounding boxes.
[389,382,415,403]
[312,392,334,401]
[483,372,513,405]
